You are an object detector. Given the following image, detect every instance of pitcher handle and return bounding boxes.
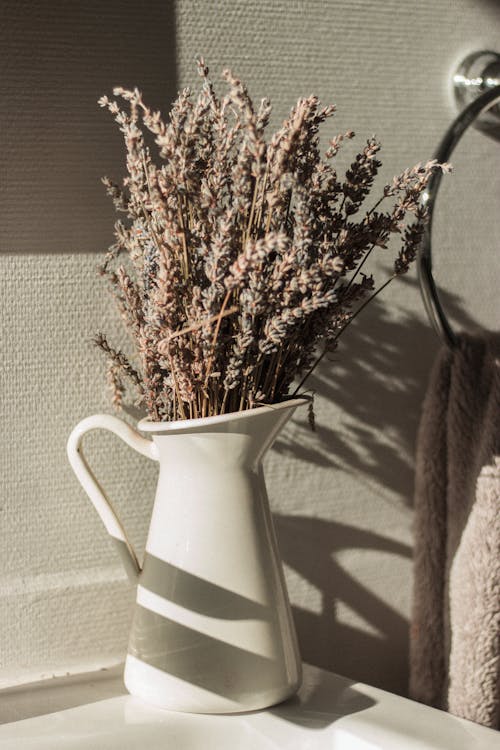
[67,414,159,582]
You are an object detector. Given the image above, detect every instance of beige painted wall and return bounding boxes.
[0,0,498,695]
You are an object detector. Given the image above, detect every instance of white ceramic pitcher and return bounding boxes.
[67,398,306,713]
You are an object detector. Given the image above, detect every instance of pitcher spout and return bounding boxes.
[137,397,309,468]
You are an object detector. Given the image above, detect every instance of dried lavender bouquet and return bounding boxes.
[95,59,448,422]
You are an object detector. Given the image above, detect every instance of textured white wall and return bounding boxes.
[0,0,498,695]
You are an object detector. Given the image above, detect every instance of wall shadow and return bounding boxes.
[271,277,480,693]
[0,0,177,255]
[274,277,480,506]
[275,513,412,695]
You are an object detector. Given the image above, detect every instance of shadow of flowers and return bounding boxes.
[274,276,479,504]
[271,276,479,693]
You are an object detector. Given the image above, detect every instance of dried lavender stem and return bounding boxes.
[164,305,238,341]
[292,275,395,394]
[204,288,233,388]
[335,275,395,339]
[246,177,260,239]
[177,199,190,278]
[342,242,376,298]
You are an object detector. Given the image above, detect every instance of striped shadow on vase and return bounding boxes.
[67,399,307,713]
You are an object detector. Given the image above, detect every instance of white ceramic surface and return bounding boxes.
[67,400,307,713]
[0,664,497,749]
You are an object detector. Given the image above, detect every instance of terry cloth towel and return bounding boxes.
[409,334,499,729]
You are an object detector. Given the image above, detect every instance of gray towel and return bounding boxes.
[409,334,500,729]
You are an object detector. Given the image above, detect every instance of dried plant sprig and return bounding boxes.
[93,333,144,398]
[106,363,125,410]
[95,61,450,421]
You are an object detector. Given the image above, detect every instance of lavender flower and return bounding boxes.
[94,61,450,420]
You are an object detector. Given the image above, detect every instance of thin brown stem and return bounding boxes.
[163,306,238,341]
[203,289,233,390]
[177,199,190,279]
[292,274,396,395]
[166,348,187,421]
[340,242,376,299]
[254,164,269,233]
[335,274,395,338]
[246,176,260,241]
[270,349,283,401]
[366,193,387,218]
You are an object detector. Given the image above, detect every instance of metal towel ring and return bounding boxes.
[418,73,500,349]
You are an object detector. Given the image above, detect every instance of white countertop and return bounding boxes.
[0,663,497,749]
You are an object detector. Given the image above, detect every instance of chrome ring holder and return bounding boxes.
[417,51,500,349]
